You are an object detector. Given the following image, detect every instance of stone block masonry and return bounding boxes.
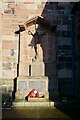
[16,76,49,99]
[1,1,74,100]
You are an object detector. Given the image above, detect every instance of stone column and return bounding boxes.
[19,31,29,76]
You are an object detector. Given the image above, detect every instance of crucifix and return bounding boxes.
[28,30,47,60]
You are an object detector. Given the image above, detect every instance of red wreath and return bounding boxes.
[28,89,39,98]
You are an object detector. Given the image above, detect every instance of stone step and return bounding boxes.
[12,101,54,107]
[14,98,49,102]
[28,98,49,102]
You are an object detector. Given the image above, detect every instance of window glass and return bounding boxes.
[62,31,71,37]
[57,37,72,45]
[58,57,72,62]
[57,62,72,70]
[57,45,72,50]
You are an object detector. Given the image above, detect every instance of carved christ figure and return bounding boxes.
[28,30,46,60]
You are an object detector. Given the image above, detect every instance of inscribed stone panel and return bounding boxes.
[29,81,46,91]
[18,81,26,90]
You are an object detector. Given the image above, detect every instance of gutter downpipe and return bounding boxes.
[71,14,76,100]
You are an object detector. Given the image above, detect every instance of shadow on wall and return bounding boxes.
[12,77,17,100]
[13,2,58,101]
[40,2,80,120]
[35,2,57,101]
[27,17,57,77]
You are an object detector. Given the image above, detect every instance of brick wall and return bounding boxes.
[1,1,74,96]
[1,1,47,79]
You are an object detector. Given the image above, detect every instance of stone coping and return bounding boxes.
[18,76,48,79]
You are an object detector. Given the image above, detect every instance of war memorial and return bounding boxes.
[15,16,57,103]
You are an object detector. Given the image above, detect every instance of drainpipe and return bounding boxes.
[70,14,76,99]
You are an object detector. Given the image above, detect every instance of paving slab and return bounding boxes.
[2,106,72,119]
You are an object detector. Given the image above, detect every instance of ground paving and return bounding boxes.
[2,105,80,120]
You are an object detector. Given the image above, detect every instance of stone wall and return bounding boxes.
[1,1,74,97]
[1,1,47,79]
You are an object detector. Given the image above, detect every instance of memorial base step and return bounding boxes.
[28,98,49,102]
[12,99,54,107]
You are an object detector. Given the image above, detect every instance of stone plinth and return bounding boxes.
[16,76,49,99]
[31,60,45,76]
[13,100,54,107]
